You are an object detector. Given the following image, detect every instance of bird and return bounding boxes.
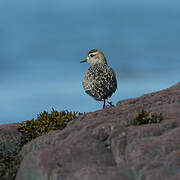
[80,49,117,109]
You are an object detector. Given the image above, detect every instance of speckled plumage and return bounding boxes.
[81,49,117,108]
[82,64,117,101]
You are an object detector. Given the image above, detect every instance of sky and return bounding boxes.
[0,0,180,124]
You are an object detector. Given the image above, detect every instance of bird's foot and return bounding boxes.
[107,101,114,107]
[102,100,114,109]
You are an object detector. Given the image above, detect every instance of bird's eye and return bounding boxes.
[90,54,95,57]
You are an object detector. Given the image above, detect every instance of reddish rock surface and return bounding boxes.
[16,82,180,180]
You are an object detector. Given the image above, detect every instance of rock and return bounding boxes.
[0,123,22,157]
[16,82,180,180]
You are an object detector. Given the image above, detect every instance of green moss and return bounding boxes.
[128,109,163,126]
[18,108,78,144]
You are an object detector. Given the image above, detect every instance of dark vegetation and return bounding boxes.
[18,109,78,144]
[129,109,163,126]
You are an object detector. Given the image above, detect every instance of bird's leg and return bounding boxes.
[107,101,114,107]
[103,99,106,109]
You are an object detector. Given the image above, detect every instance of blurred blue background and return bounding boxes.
[0,0,179,124]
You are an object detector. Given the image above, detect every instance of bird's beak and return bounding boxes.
[80,59,87,63]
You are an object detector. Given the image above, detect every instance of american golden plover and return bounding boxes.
[81,49,117,109]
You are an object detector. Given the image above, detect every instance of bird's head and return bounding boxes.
[80,49,107,65]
